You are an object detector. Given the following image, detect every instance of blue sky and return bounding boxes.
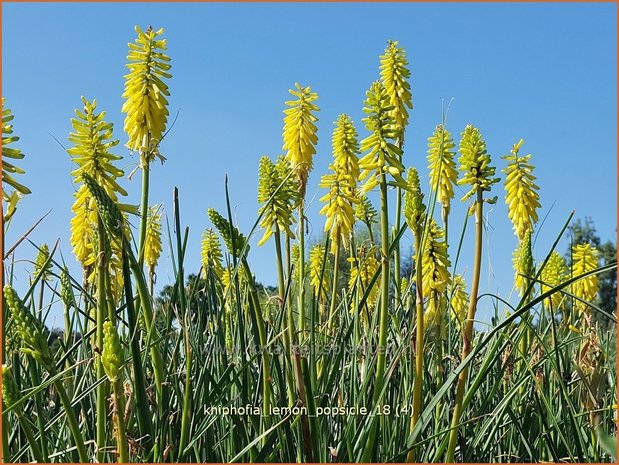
[3,2,617,327]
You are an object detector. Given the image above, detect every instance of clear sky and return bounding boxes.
[3,2,617,327]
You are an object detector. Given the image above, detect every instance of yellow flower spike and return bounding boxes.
[70,185,96,268]
[457,125,500,202]
[404,167,426,233]
[540,251,568,311]
[379,40,412,137]
[320,116,360,254]
[571,243,599,315]
[309,245,330,300]
[354,193,377,227]
[425,293,447,329]
[122,26,172,159]
[502,139,540,240]
[257,155,298,246]
[415,219,452,297]
[68,97,133,274]
[221,265,247,296]
[427,125,458,215]
[512,231,535,297]
[2,99,31,212]
[68,97,125,199]
[34,244,52,282]
[450,275,469,330]
[359,81,406,193]
[332,114,361,180]
[282,83,319,198]
[348,246,380,311]
[201,228,224,279]
[144,205,163,269]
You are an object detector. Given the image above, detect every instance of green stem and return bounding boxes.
[362,174,390,462]
[96,216,108,463]
[446,189,484,462]
[393,142,404,288]
[275,230,296,406]
[407,233,424,462]
[54,376,89,462]
[137,157,150,267]
[127,238,164,399]
[394,186,402,288]
[111,379,129,463]
[121,239,154,455]
[374,174,390,404]
[327,237,341,332]
[284,221,314,461]
[298,204,306,334]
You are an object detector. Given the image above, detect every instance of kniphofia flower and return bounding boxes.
[102,321,123,382]
[2,99,31,219]
[348,246,380,310]
[512,231,535,297]
[319,114,360,254]
[309,244,330,300]
[404,167,426,234]
[457,125,499,202]
[144,205,163,270]
[502,139,540,240]
[201,228,224,279]
[427,125,457,215]
[122,26,172,159]
[571,243,599,315]
[257,155,298,246]
[450,275,469,330]
[379,40,412,137]
[414,220,451,328]
[34,244,52,281]
[282,83,319,198]
[359,81,407,193]
[355,194,377,227]
[540,251,568,311]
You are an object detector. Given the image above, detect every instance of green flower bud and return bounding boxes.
[3,286,53,369]
[82,173,124,238]
[102,321,123,382]
[34,244,52,281]
[208,208,249,259]
[2,364,20,408]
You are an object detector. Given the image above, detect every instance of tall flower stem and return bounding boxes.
[361,173,390,462]
[110,378,129,463]
[446,189,484,461]
[374,174,390,403]
[95,216,108,463]
[297,204,306,334]
[137,157,150,266]
[275,230,296,405]
[121,238,154,455]
[128,243,164,399]
[407,232,424,462]
[327,236,341,332]
[392,140,404,288]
